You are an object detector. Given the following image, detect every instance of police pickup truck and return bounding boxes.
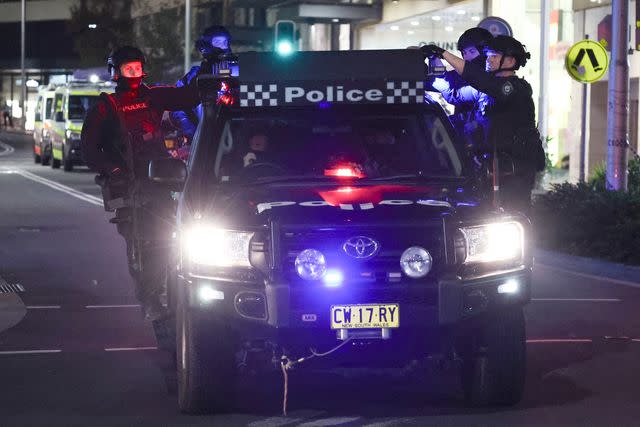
[149,49,532,414]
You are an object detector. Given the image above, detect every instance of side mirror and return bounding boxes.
[35,113,41,122]
[148,158,187,192]
[54,111,64,122]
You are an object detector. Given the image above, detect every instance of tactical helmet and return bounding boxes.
[457,27,493,53]
[484,35,531,69]
[195,25,232,56]
[107,46,147,79]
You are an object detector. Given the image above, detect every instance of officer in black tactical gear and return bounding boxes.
[423,27,493,158]
[170,25,233,151]
[81,46,200,320]
[421,35,545,214]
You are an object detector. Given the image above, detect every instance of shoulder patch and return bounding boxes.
[501,81,514,96]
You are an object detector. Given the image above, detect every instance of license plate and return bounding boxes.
[330,304,399,329]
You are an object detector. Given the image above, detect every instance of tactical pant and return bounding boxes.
[114,186,175,307]
[500,169,536,217]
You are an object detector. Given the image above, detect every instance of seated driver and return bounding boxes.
[243,131,270,167]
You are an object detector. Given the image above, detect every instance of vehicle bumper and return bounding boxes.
[179,268,531,353]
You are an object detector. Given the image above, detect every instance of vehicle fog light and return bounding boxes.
[198,285,224,303]
[400,246,432,278]
[323,269,343,287]
[295,249,327,280]
[497,279,519,294]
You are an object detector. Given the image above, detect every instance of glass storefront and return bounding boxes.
[359,1,484,51]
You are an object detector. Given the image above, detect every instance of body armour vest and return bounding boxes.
[103,86,168,176]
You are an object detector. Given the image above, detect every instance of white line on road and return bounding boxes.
[26,305,62,309]
[85,304,140,309]
[536,263,640,288]
[0,349,62,355]
[104,346,157,352]
[532,298,622,302]
[0,141,15,157]
[9,168,103,207]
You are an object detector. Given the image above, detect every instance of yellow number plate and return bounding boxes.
[330,304,399,329]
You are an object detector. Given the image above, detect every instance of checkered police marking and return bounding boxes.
[240,84,278,107]
[239,81,424,106]
[386,81,425,104]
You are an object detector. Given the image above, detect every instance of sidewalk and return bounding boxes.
[0,126,31,136]
[534,248,640,288]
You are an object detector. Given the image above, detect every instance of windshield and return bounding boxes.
[208,108,463,185]
[68,95,99,120]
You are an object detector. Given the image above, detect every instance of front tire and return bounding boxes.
[63,145,74,171]
[176,284,236,414]
[459,307,526,407]
[41,143,51,166]
[51,154,61,169]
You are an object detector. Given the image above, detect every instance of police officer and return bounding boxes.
[423,27,493,163]
[81,46,200,320]
[426,28,492,123]
[170,25,233,154]
[421,35,545,214]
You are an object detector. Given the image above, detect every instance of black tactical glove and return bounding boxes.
[420,44,445,59]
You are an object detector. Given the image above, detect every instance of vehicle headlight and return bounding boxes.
[400,246,432,278]
[66,130,81,140]
[459,221,524,264]
[183,225,253,268]
[295,249,327,280]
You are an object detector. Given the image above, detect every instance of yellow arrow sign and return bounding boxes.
[565,39,609,83]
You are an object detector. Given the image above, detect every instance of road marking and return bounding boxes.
[26,305,61,309]
[0,349,62,355]
[532,298,621,302]
[0,141,15,157]
[247,411,327,427]
[526,338,593,344]
[8,168,103,207]
[536,263,640,288]
[104,346,157,352]
[299,417,362,427]
[86,304,140,309]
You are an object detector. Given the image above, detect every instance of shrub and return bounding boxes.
[533,182,640,265]
[588,156,640,194]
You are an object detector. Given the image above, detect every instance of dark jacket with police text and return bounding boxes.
[81,83,199,176]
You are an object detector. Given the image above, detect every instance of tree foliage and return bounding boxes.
[67,0,134,68]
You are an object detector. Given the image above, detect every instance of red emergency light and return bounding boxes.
[324,165,365,178]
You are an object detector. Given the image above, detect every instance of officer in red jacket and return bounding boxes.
[81,46,200,320]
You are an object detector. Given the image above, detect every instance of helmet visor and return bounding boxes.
[210,36,230,51]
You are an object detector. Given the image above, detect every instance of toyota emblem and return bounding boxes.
[343,236,380,259]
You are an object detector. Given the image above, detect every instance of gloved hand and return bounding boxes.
[420,44,445,59]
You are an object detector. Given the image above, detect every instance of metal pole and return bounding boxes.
[184,0,191,73]
[606,0,630,191]
[579,34,590,182]
[580,81,590,182]
[538,0,550,140]
[20,0,26,130]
